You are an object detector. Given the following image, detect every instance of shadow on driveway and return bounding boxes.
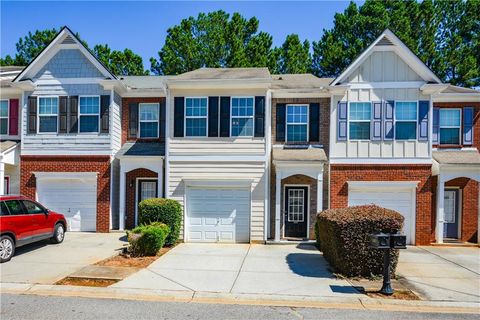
[285,252,334,278]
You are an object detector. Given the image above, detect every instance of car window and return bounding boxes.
[4,200,24,215]
[21,200,45,214]
[0,201,10,216]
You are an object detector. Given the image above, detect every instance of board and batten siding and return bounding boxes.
[21,84,113,155]
[168,88,267,156]
[331,49,431,160]
[168,161,266,241]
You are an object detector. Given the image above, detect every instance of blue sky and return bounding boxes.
[1,1,359,68]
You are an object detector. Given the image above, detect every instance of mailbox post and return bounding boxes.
[370,232,407,295]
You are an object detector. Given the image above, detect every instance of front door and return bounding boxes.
[137,179,158,225]
[444,189,459,239]
[284,186,308,238]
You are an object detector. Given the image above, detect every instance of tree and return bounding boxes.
[277,34,311,74]
[150,10,275,75]
[94,44,149,76]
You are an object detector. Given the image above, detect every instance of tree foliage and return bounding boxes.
[312,0,480,87]
[94,44,149,76]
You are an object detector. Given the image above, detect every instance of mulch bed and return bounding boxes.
[366,290,420,300]
[95,247,171,268]
[56,277,118,287]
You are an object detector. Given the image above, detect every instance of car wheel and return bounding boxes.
[0,235,15,263]
[51,223,65,244]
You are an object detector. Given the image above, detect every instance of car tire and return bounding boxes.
[0,235,15,263]
[51,223,65,244]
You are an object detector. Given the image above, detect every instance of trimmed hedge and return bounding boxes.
[128,222,170,256]
[316,205,404,277]
[138,198,182,246]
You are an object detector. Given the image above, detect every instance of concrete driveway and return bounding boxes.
[397,246,480,302]
[0,232,126,284]
[114,243,361,298]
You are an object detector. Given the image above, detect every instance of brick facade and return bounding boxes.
[125,168,158,229]
[443,177,479,243]
[121,97,166,145]
[330,164,434,245]
[433,102,480,150]
[20,156,111,232]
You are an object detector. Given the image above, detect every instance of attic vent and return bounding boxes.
[376,37,393,46]
[62,35,76,44]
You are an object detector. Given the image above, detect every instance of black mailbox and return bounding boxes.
[390,233,407,249]
[369,233,391,249]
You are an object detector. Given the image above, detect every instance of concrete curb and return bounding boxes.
[1,282,478,314]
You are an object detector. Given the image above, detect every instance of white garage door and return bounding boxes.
[37,177,97,232]
[349,187,414,244]
[187,187,250,243]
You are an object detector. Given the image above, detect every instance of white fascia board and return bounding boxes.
[330,158,433,165]
[432,93,480,103]
[120,90,167,98]
[273,160,326,168]
[169,155,266,162]
[348,180,420,190]
[33,171,98,180]
[271,89,330,99]
[10,80,35,91]
[35,78,103,85]
[20,149,112,156]
[349,81,425,89]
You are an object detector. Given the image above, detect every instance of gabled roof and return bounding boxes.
[13,26,117,82]
[331,29,442,86]
[173,68,271,81]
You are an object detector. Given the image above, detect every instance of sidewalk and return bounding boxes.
[1,282,479,315]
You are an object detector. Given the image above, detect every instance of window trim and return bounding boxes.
[0,99,9,136]
[394,100,418,141]
[184,96,208,138]
[285,104,309,143]
[347,101,372,141]
[37,96,59,134]
[138,102,160,139]
[78,95,101,134]
[439,108,462,146]
[230,96,255,138]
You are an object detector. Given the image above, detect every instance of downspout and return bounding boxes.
[164,85,170,199]
[264,89,272,242]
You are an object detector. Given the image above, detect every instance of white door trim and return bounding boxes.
[135,177,158,227]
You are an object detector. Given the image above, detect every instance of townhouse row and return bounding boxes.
[1,27,479,245]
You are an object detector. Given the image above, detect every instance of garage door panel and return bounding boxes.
[187,187,250,243]
[349,188,414,244]
[37,177,97,232]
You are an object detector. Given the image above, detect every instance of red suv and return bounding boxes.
[0,195,67,263]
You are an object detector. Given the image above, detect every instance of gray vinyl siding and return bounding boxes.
[34,49,104,79]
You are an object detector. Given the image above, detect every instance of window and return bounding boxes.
[21,200,45,214]
[0,100,8,135]
[439,109,461,145]
[79,96,100,133]
[185,97,207,137]
[231,97,254,137]
[286,105,308,142]
[38,97,58,133]
[4,200,24,216]
[349,102,371,140]
[0,201,9,216]
[139,103,159,138]
[395,101,417,140]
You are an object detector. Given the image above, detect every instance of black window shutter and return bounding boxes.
[276,103,286,142]
[208,96,219,137]
[100,95,110,133]
[128,102,139,138]
[27,96,37,134]
[309,103,320,142]
[58,96,68,133]
[159,99,166,140]
[173,97,185,137]
[220,96,230,137]
[68,96,78,133]
[254,96,265,137]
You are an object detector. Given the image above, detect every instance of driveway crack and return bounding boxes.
[147,268,195,292]
[229,244,251,293]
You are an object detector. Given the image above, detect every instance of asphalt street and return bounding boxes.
[1,293,476,320]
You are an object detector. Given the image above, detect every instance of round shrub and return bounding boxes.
[128,222,170,257]
[316,205,404,277]
[138,198,182,246]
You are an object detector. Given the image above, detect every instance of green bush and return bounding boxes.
[316,205,404,277]
[128,222,170,256]
[138,198,182,246]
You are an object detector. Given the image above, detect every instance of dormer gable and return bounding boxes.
[13,26,116,83]
[331,29,442,86]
